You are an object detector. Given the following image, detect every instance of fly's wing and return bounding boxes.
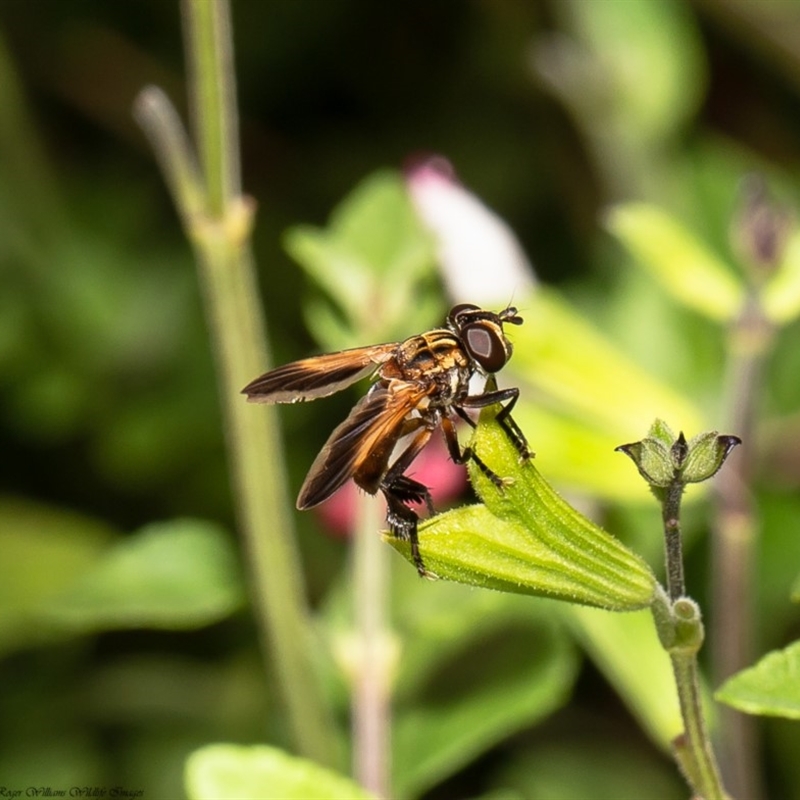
[297,382,429,509]
[241,343,397,404]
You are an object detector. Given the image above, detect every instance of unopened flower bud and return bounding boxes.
[617,419,741,489]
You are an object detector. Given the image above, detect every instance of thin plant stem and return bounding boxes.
[351,493,392,798]
[711,295,774,800]
[650,443,728,798]
[181,0,239,212]
[670,648,727,800]
[135,0,339,768]
[650,588,727,800]
[661,480,686,601]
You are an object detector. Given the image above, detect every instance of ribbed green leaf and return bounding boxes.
[386,409,656,611]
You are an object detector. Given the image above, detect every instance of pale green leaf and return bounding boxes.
[510,288,704,443]
[185,744,375,800]
[564,0,705,141]
[284,226,370,322]
[716,641,800,719]
[283,170,437,344]
[509,406,653,502]
[761,230,800,325]
[328,170,433,281]
[607,203,745,322]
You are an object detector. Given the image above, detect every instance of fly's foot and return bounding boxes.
[468,449,510,490]
[384,489,428,577]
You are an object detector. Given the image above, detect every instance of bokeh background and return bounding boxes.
[3,1,800,798]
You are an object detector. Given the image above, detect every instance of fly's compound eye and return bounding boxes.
[463,322,510,373]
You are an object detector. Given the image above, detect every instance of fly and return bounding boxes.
[241,303,531,576]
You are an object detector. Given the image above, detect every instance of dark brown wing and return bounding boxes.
[297,382,430,509]
[242,343,397,404]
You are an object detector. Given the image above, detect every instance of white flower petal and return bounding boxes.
[406,156,536,305]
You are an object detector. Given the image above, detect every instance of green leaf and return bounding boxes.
[508,406,652,502]
[716,641,800,719]
[0,497,114,653]
[564,605,685,750]
[389,581,579,798]
[509,289,704,459]
[495,737,684,800]
[283,170,438,347]
[386,408,656,611]
[38,518,245,632]
[185,744,375,800]
[607,203,745,322]
[563,0,705,142]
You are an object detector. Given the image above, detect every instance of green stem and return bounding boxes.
[181,0,239,213]
[136,0,339,768]
[352,494,392,798]
[651,590,727,800]
[661,480,686,602]
[670,650,726,800]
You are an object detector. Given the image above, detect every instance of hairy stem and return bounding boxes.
[651,589,728,800]
[661,480,686,601]
[671,650,726,800]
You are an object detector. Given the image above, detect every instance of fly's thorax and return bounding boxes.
[381,330,470,382]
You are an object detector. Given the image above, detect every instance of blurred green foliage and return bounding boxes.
[3,1,800,798]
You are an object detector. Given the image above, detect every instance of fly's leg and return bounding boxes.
[380,426,435,577]
[446,386,533,490]
[456,386,533,462]
[442,414,508,489]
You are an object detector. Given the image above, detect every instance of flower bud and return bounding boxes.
[617,419,741,488]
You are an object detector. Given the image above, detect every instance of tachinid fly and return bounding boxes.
[242,303,531,576]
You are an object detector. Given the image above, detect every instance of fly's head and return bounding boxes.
[447,303,523,375]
